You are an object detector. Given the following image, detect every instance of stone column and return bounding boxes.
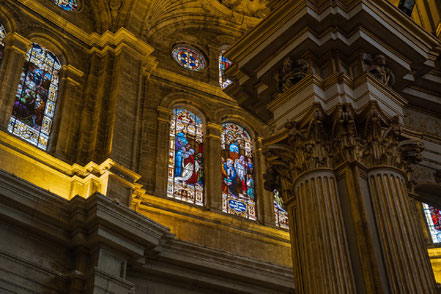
[205,122,223,210]
[265,105,437,293]
[0,33,30,127]
[154,106,172,196]
[289,169,356,293]
[368,167,436,293]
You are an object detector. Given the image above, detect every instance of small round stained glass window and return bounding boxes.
[172,46,206,71]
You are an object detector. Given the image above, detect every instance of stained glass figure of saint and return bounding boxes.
[53,0,79,11]
[167,109,204,206]
[274,190,289,229]
[219,50,232,89]
[8,44,61,150]
[0,22,6,68]
[221,123,256,220]
[423,203,441,244]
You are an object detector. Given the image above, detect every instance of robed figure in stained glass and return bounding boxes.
[221,123,256,220]
[168,109,204,206]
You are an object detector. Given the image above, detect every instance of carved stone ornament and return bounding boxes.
[274,57,309,93]
[363,53,396,87]
[264,103,424,199]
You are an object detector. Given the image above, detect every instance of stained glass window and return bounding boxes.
[53,0,79,11]
[423,203,441,244]
[8,43,61,150]
[172,46,205,71]
[219,50,232,89]
[221,123,256,220]
[167,108,204,205]
[274,190,289,229]
[0,22,6,69]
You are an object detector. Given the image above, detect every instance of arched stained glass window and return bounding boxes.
[274,190,289,229]
[219,50,232,89]
[172,46,205,71]
[0,22,6,68]
[168,108,204,206]
[8,43,61,150]
[221,123,256,220]
[423,203,441,244]
[53,0,79,11]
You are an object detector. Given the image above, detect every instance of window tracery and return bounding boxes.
[0,22,6,68]
[8,43,61,150]
[219,50,232,89]
[167,108,204,206]
[221,123,256,220]
[52,0,79,12]
[423,203,441,244]
[172,46,205,71]
[274,190,289,229]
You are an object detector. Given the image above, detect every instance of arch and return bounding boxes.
[7,42,62,150]
[167,107,205,206]
[160,92,216,122]
[221,121,256,220]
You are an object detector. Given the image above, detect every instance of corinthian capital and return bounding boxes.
[264,103,424,198]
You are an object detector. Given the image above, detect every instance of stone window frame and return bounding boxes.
[0,21,83,160]
[155,99,278,226]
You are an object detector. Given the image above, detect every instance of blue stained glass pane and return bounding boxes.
[423,203,441,244]
[219,50,232,89]
[221,123,256,220]
[167,108,204,206]
[172,46,205,71]
[53,0,79,11]
[8,44,61,150]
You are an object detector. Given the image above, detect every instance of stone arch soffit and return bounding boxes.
[89,0,112,33]
[145,16,247,43]
[0,6,17,33]
[160,93,214,123]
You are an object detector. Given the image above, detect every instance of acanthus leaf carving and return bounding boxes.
[264,103,424,201]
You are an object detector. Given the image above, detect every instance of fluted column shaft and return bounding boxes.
[288,169,356,293]
[368,167,436,293]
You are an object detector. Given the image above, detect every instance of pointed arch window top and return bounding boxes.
[172,46,206,71]
[53,0,79,11]
[8,43,61,150]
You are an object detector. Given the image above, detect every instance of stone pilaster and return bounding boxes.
[0,33,30,127]
[52,65,84,160]
[206,122,223,210]
[154,106,172,196]
[256,137,275,225]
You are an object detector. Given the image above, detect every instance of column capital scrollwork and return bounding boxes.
[264,103,424,200]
